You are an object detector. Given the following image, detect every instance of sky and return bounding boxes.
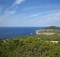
[0,0,60,27]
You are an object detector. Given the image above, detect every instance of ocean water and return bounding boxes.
[0,27,43,38]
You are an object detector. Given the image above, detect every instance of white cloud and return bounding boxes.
[3,0,25,18]
[22,10,60,26]
[0,10,16,19]
[37,11,60,26]
[23,10,60,19]
[5,11,16,15]
[0,8,60,27]
[23,13,41,19]
[22,7,37,11]
[14,0,25,5]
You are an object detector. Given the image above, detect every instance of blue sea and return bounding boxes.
[0,27,44,38]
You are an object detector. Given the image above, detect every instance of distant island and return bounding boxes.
[36,26,60,35]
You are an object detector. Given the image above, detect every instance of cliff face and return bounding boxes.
[36,26,60,35]
[36,29,55,35]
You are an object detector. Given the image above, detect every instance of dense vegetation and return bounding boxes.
[0,35,60,57]
[45,26,60,30]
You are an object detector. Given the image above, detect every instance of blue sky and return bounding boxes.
[0,0,60,27]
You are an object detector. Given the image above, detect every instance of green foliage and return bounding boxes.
[0,35,60,57]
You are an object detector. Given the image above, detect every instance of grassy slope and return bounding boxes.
[0,35,60,57]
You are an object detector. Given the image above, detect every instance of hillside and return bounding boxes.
[45,26,60,30]
[0,35,60,57]
[36,26,60,35]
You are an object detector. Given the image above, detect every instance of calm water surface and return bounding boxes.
[0,27,44,38]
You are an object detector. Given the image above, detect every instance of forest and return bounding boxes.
[0,35,60,57]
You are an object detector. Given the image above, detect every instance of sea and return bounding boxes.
[0,27,44,38]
